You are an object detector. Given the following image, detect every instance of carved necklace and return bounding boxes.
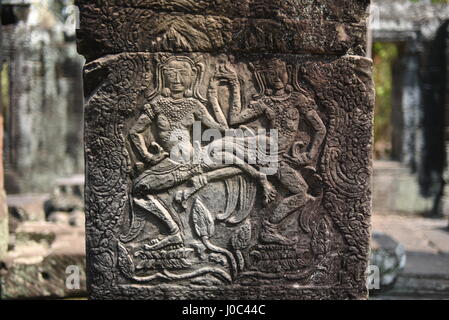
[156,97,197,126]
[263,95,299,136]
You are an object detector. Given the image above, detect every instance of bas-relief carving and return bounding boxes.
[76,0,369,23]
[76,4,367,62]
[119,54,327,282]
[84,52,373,298]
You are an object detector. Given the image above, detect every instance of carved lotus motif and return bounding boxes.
[192,198,215,238]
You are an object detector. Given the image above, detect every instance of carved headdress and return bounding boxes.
[148,55,207,103]
[250,58,308,98]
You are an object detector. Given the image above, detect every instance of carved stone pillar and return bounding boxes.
[443,24,449,229]
[76,0,374,299]
[442,21,449,223]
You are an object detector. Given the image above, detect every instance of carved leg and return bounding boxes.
[272,162,310,223]
[208,150,277,205]
[134,195,183,251]
[175,167,242,205]
[133,159,200,195]
[259,220,296,246]
[260,163,311,245]
[176,138,276,204]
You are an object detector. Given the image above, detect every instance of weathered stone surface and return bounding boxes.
[45,175,85,215]
[7,194,49,222]
[369,231,406,292]
[78,1,374,300]
[76,5,367,62]
[0,222,86,299]
[0,254,86,299]
[76,0,369,23]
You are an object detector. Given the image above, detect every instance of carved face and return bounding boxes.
[264,59,289,91]
[162,60,195,95]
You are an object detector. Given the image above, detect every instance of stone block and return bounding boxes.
[77,0,374,300]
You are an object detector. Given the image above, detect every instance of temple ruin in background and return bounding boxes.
[370,0,449,217]
[1,0,84,195]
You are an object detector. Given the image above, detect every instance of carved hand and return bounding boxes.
[213,62,239,86]
[144,142,169,165]
[208,76,219,92]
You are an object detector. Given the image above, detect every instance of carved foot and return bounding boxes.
[144,232,183,251]
[175,175,208,205]
[259,221,296,246]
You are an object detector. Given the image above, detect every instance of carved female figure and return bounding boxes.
[223,58,327,245]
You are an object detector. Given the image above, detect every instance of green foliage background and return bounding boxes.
[373,42,400,159]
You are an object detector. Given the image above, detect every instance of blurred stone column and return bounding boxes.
[0,1,9,259]
[1,0,84,194]
[401,41,423,172]
[0,115,8,259]
[444,22,449,224]
[440,24,449,228]
[0,72,7,260]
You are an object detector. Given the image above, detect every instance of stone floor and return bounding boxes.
[371,214,449,299]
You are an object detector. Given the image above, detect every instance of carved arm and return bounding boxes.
[207,77,229,129]
[195,101,228,133]
[286,104,326,167]
[129,108,167,164]
[304,108,326,160]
